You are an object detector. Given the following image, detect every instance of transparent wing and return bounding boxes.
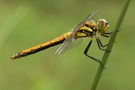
[71,10,99,34]
[55,10,99,54]
[55,33,75,54]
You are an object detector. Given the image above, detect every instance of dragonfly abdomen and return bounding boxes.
[11,32,72,60]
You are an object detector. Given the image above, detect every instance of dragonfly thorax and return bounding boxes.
[75,21,97,38]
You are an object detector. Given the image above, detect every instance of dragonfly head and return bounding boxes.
[97,19,109,34]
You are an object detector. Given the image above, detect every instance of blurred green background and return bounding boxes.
[0,0,134,90]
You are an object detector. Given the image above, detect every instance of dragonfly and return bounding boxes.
[11,10,111,67]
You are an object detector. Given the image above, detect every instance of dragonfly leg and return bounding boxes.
[84,40,105,68]
[101,34,110,38]
[101,30,120,38]
[101,32,113,37]
[96,38,110,52]
[96,38,108,47]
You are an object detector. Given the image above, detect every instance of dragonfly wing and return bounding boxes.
[55,33,75,54]
[72,10,99,34]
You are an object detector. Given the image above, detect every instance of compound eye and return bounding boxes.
[99,19,108,26]
[105,21,109,26]
[97,19,109,33]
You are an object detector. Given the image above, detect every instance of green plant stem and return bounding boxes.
[90,0,131,90]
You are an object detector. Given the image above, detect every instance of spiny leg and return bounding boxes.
[96,38,108,47]
[101,34,110,38]
[96,38,111,52]
[101,30,120,38]
[101,32,113,38]
[96,38,108,51]
[84,40,105,68]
